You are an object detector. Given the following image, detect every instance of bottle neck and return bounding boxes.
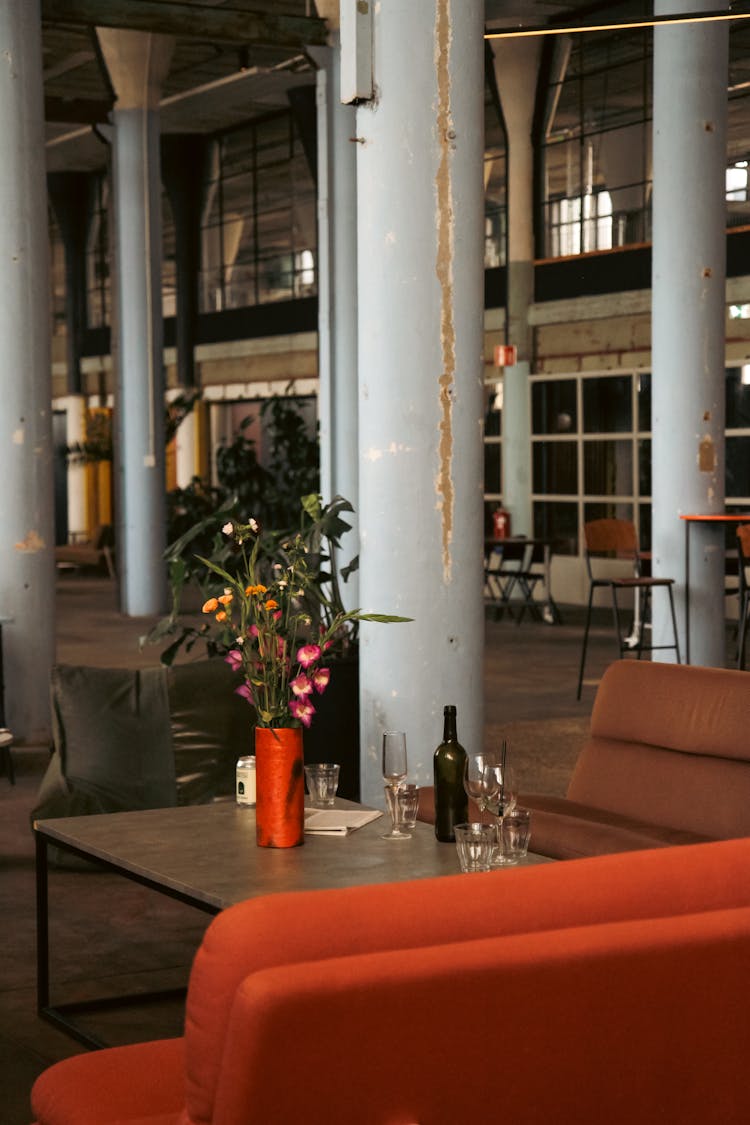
[442,711,457,742]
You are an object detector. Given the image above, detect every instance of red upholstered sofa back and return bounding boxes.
[568,660,750,837]
[211,905,750,1125]
[182,836,750,1125]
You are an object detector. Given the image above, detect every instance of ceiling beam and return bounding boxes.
[41,0,328,48]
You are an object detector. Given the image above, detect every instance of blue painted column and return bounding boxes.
[313,33,360,609]
[356,0,485,806]
[651,0,728,666]
[98,30,173,616]
[491,39,541,536]
[0,0,55,743]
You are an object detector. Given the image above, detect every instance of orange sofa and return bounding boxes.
[417,660,750,859]
[31,836,750,1125]
[522,659,750,859]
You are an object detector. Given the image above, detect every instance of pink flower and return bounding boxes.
[310,667,330,694]
[235,682,254,705]
[225,649,243,672]
[290,697,315,728]
[290,673,313,697]
[297,643,322,668]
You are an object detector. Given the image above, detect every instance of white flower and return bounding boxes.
[236,635,245,646]
[222,521,234,536]
[248,518,259,533]
[224,587,232,596]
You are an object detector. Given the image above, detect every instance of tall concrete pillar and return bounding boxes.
[651,1,728,666]
[491,40,541,536]
[0,0,56,743]
[356,0,485,805]
[312,29,359,608]
[98,29,174,615]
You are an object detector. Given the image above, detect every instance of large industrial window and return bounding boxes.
[490,368,750,560]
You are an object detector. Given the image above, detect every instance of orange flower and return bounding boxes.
[218,593,233,606]
[202,597,219,614]
[264,599,279,611]
[216,610,227,622]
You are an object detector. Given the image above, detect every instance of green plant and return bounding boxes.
[197,514,407,728]
[144,494,370,668]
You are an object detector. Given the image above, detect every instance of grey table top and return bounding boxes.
[35,800,551,911]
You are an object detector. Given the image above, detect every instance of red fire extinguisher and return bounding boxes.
[492,507,511,540]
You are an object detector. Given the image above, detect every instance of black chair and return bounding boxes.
[737,524,750,670]
[484,539,543,623]
[577,518,680,700]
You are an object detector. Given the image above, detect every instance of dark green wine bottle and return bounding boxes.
[434,704,468,842]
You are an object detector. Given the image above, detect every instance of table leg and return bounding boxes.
[35,830,50,1012]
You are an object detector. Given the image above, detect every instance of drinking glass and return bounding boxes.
[381,731,410,840]
[463,753,500,823]
[485,764,519,866]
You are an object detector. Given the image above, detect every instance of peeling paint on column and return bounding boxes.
[14,530,45,552]
[434,0,455,583]
[698,434,717,473]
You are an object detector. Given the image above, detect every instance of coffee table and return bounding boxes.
[35,800,550,1047]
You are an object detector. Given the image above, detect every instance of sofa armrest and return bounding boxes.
[31,1037,184,1125]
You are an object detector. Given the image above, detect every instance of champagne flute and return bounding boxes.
[381,731,411,840]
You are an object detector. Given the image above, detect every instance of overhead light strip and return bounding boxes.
[485,8,750,39]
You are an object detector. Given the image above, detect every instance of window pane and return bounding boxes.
[584,501,633,524]
[533,501,578,556]
[583,439,633,494]
[484,442,501,494]
[727,436,750,497]
[638,438,651,496]
[532,381,577,434]
[638,503,651,551]
[583,375,632,433]
[533,442,577,494]
[484,386,501,437]
[726,368,750,429]
[637,372,651,431]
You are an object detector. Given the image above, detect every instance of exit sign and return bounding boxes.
[494,345,517,367]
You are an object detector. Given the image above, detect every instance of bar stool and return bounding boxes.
[577,518,681,699]
[737,524,750,671]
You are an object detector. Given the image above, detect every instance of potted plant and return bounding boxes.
[144,495,408,815]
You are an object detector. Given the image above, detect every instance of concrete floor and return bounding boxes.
[3,572,733,1124]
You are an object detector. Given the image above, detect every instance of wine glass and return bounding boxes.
[381,731,411,840]
[463,752,500,824]
[485,763,518,866]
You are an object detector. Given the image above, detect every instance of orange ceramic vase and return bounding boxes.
[254,727,305,848]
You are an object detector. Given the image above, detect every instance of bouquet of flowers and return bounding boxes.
[199,515,407,729]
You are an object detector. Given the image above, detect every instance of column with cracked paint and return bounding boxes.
[98,29,173,616]
[356,0,485,806]
[491,38,541,536]
[0,0,56,742]
[314,34,360,609]
[651,0,728,666]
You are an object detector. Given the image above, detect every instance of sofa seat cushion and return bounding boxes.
[522,794,715,860]
[31,1037,184,1125]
